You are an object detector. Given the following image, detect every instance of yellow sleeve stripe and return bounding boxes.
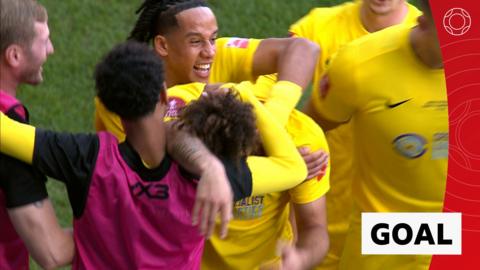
[0,112,35,164]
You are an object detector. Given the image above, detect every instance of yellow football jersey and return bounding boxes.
[290,2,421,269]
[94,37,262,141]
[313,25,448,269]
[166,81,330,270]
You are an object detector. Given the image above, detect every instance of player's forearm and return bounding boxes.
[252,38,319,90]
[295,223,329,269]
[264,80,302,126]
[276,38,319,89]
[243,88,307,194]
[8,199,75,269]
[248,86,304,167]
[293,198,330,268]
[165,121,222,176]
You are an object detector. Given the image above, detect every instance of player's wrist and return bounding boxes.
[198,154,224,175]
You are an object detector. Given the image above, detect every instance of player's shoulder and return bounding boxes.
[215,37,260,51]
[306,1,359,25]
[288,176,329,202]
[336,24,411,66]
[290,1,362,42]
[406,2,422,18]
[168,82,205,101]
[165,83,205,120]
[287,110,326,139]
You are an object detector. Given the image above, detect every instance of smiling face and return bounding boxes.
[20,21,54,85]
[155,7,218,86]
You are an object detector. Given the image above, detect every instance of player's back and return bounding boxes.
[73,132,203,270]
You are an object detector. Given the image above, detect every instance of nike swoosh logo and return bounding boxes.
[387,99,412,108]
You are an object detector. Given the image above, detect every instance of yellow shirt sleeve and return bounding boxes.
[94,97,126,142]
[164,83,206,121]
[211,38,262,83]
[235,86,307,195]
[311,43,359,123]
[251,76,302,126]
[0,112,36,164]
[285,110,330,204]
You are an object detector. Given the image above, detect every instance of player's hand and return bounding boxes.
[297,147,329,180]
[192,158,233,239]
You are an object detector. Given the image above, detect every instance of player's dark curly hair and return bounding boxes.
[178,91,258,162]
[128,0,208,43]
[94,41,165,120]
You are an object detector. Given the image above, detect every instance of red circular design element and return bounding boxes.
[443,8,472,36]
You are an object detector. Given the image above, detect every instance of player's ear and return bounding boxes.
[4,44,23,68]
[154,35,169,57]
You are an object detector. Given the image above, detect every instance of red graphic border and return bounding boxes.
[430,1,480,269]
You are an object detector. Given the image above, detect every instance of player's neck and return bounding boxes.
[0,67,19,96]
[360,3,408,33]
[165,69,186,88]
[123,117,167,169]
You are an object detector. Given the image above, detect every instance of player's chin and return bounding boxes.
[191,73,210,84]
[25,73,43,85]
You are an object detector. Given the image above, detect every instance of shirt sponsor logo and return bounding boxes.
[165,97,186,119]
[432,132,448,159]
[233,195,264,220]
[392,133,427,159]
[362,213,461,255]
[130,182,169,200]
[225,38,249,49]
[423,100,448,111]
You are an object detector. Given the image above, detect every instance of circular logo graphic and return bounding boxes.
[443,8,471,36]
[392,134,427,159]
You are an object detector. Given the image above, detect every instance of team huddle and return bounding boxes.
[0,0,447,269]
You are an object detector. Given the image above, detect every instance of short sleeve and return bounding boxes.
[311,43,359,123]
[1,155,48,208]
[0,109,47,208]
[165,83,205,121]
[285,110,330,203]
[212,38,262,83]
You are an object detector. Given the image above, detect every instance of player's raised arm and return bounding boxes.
[252,37,319,89]
[236,86,308,195]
